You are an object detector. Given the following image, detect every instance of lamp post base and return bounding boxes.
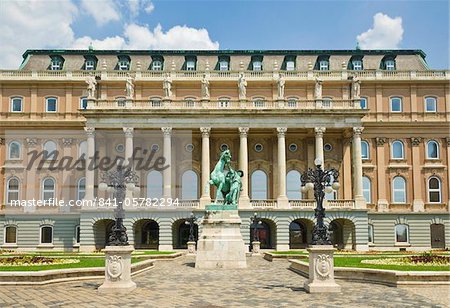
[304,245,341,293]
[98,245,136,294]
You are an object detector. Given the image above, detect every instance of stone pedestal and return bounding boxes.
[187,241,196,255]
[304,245,341,293]
[251,241,261,255]
[195,206,247,269]
[98,245,136,294]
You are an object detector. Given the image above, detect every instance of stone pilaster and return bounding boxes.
[199,127,211,208]
[161,127,172,200]
[314,127,326,163]
[276,127,289,208]
[375,137,389,212]
[411,137,424,212]
[238,127,250,208]
[84,127,95,201]
[352,127,366,209]
[123,127,135,200]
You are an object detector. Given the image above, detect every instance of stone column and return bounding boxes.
[238,127,251,208]
[199,127,211,208]
[306,138,315,199]
[411,137,424,212]
[84,127,95,201]
[352,127,366,209]
[123,127,135,199]
[276,127,289,208]
[342,132,353,199]
[161,127,172,200]
[376,138,389,212]
[314,127,326,163]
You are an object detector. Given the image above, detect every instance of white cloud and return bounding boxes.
[0,1,218,68]
[144,2,155,14]
[357,13,404,49]
[80,0,120,25]
[127,0,154,16]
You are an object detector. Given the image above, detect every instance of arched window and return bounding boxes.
[426,140,439,159]
[362,176,371,203]
[80,97,88,110]
[286,170,302,199]
[218,97,230,108]
[390,97,402,112]
[4,226,17,244]
[150,97,162,107]
[78,141,87,159]
[392,176,406,203]
[147,170,163,199]
[77,178,86,201]
[6,177,20,204]
[184,97,196,108]
[287,97,298,108]
[253,97,266,108]
[395,224,409,243]
[391,140,404,159]
[360,97,368,109]
[428,177,441,203]
[361,140,370,160]
[425,96,437,112]
[251,170,267,199]
[181,170,198,200]
[10,97,23,112]
[43,140,57,160]
[368,224,374,243]
[45,97,57,112]
[40,226,53,244]
[42,177,56,202]
[8,141,21,159]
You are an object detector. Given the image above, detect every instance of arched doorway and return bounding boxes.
[430,224,445,249]
[134,219,159,249]
[172,219,198,249]
[93,219,114,250]
[329,219,355,250]
[289,219,313,249]
[250,219,275,249]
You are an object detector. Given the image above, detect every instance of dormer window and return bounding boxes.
[151,56,164,71]
[117,55,130,71]
[283,56,296,71]
[286,60,295,71]
[84,55,97,70]
[381,56,396,71]
[316,55,330,71]
[352,60,362,70]
[250,56,263,71]
[49,56,64,70]
[184,56,197,71]
[217,56,230,71]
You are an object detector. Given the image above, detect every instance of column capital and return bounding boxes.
[161,127,172,136]
[84,127,95,137]
[200,127,211,137]
[314,127,326,137]
[411,137,422,147]
[123,127,134,137]
[238,127,249,137]
[61,138,73,147]
[277,127,287,137]
[352,127,364,136]
[376,137,387,147]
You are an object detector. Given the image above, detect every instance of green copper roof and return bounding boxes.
[22,49,427,59]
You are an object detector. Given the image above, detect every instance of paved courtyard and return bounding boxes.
[0,256,448,307]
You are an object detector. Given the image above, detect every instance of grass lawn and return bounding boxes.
[333,256,450,271]
[0,257,142,272]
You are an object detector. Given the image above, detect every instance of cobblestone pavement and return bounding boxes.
[0,256,448,308]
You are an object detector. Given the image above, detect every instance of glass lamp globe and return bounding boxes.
[332,182,340,190]
[98,182,108,191]
[314,158,322,166]
[305,182,314,191]
[325,186,333,194]
[107,186,115,193]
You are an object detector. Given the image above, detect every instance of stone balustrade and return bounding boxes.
[250,199,277,208]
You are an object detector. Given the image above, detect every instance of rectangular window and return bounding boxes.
[395,225,408,243]
[151,99,162,107]
[319,60,329,71]
[118,61,129,70]
[185,99,195,107]
[219,61,229,71]
[425,97,437,112]
[40,226,53,244]
[76,226,80,244]
[286,61,295,71]
[11,98,23,112]
[152,60,163,71]
[218,100,230,108]
[85,60,95,70]
[352,60,362,70]
[252,61,262,71]
[46,98,57,112]
[287,99,297,108]
[186,60,196,71]
[385,60,395,71]
[80,98,88,109]
[50,61,61,70]
[5,226,17,244]
[253,99,265,108]
[360,98,367,109]
[368,225,374,243]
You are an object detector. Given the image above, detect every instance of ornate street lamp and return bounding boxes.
[98,165,139,246]
[300,158,340,245]
[250,212,263,242]
[185,212,198,242]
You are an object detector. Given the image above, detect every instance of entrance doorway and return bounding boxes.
[430,224,445,249]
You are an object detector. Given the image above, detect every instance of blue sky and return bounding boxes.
[1,0,448,69]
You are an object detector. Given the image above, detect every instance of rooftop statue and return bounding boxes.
[209,149,243,206]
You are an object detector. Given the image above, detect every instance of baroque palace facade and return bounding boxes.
[0,49,448,252]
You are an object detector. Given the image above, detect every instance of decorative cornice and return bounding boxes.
[353,127,364,136]
[161,127,172,136]
[376,138,386,147]
[84,127,95,137]
[200,127,211,137]
[238,127,249,137]
[411,137,422,147]
[276,127,287,137]
[314,127,326,137]
[123,127,134,137]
